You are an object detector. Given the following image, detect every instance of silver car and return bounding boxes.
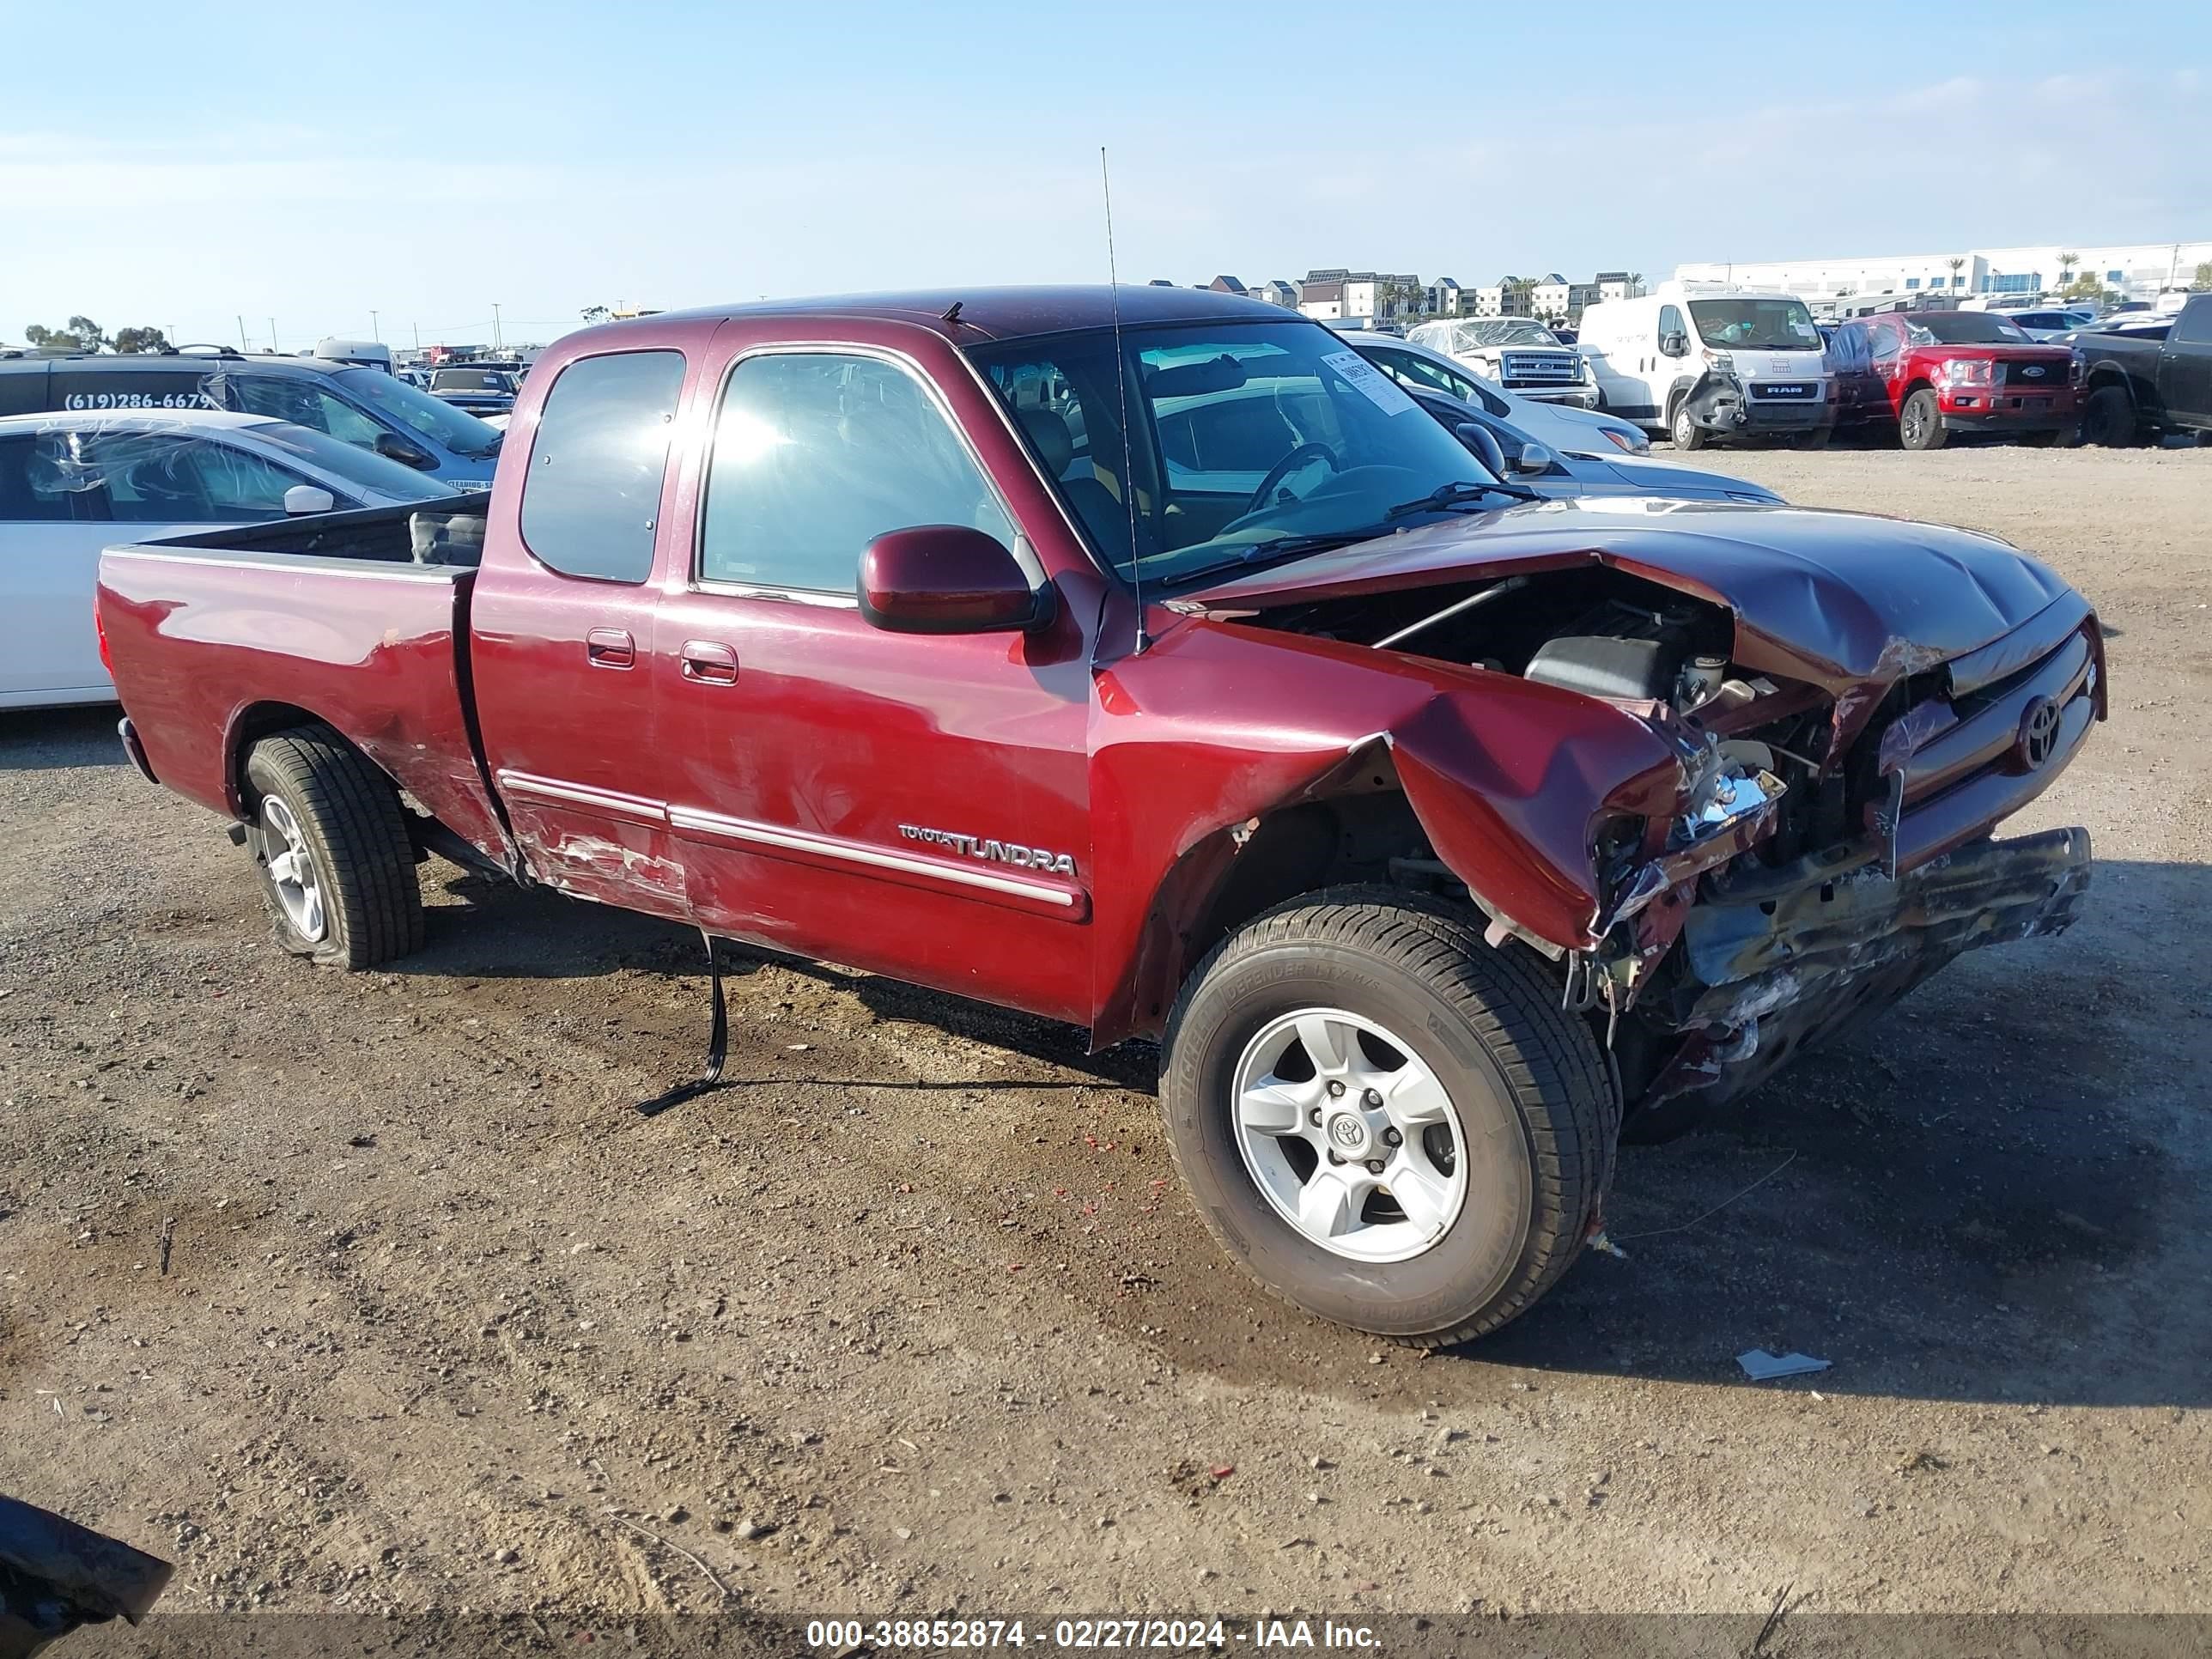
[0,410,453,709]
[1349,335,1782,505]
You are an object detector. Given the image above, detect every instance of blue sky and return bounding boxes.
[5,0,2207,350]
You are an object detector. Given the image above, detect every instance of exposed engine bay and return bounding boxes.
[1237,566,2096,1131]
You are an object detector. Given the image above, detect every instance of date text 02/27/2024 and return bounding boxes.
[803,1618,1382,1650]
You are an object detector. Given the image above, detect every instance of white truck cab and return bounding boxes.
[1577,282,1833,449]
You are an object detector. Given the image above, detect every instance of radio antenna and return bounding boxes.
[1101,146,1148,656]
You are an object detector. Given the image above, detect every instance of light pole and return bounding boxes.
[371,309,380,341]
[492,303,502,351]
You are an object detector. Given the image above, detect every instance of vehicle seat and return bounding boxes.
[409,509,486,566]
[1018,406,1131,570]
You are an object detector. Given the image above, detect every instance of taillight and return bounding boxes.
[94,595,112,674]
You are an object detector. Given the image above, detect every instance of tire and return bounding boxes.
[1899,387,1948,450]
[2082,385,2137,447]
[243,725,424,969]
[1158,889,1619,1346]
[1668,397,1708,451]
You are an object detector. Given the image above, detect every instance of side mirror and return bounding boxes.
[1510,441,1557,476]
[1452,422,1509,479]
[373,430,437,470]
[1659,331,1687,357]
[283,484,337,515]
[858,525,1053,635]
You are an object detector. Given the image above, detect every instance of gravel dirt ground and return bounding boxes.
[3,445,2208,1641]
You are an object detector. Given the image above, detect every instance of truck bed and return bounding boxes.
[96,496,514,866]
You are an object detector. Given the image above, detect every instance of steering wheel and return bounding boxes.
[1247,442,1339,515]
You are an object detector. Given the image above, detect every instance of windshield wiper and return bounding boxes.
[1163,526,1399,591]
[1383,478,1540,518]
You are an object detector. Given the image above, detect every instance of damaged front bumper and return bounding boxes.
[1634,825,2092,1116]
[1683,370,1833,437]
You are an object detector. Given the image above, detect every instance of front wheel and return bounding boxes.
[1669,398,1709,451]
[2082,385,2137,447]
[1899,387,1948,450]
[244,725,425,969]
[1159,891,1619,1346]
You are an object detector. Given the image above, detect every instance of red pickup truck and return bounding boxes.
[1826,309,2081,450]
[98,287,2101,1346]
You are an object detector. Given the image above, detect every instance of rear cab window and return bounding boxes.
[518,350,688,582]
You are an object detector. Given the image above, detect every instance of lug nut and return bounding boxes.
[1382,1127,1402,1147]
[1363,1088,1382,1107]
[1327,1151,1345,1165]
[1326,1079,1346,1097]
[1308,1108,1323,1127]
[1365,1158,1387,1176]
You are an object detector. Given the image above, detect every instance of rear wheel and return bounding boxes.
[1159,890,1619,1346]
[243,725,424,969]
[1899,387,1948,450]
[1669,397,1709,451]
[2083,385,2138,447]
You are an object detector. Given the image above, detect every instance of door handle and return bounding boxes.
[586,628,635,670]
[680,639,739,685]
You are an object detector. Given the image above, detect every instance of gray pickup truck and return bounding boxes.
[2068,294,2212,446]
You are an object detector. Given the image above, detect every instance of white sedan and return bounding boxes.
[0,410,455,710]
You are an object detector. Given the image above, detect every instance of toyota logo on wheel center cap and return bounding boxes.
[1327,1113,1369,1152]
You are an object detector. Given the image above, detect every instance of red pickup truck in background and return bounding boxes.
[1826,309,2081,450]
[97,287,2100,1346]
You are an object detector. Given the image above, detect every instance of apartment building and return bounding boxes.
[1675,240,2211,303]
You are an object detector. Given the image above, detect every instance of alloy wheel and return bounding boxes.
[1230,1008,1468,1263]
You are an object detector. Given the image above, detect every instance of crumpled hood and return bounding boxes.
[1189,495,2078,692]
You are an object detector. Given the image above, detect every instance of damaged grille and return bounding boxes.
[1877,617,2099,872]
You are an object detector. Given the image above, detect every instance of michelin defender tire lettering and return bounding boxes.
[244,724,425,969]
[1158,889,1620,1346]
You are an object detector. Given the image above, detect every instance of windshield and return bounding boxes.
[972,319,1501,590]
[244,421,459,501]
[1464,319,1560,348]
[432,368,514,392]
[1687,297,1820,351]
[336,367,501,457]
[1906,313,2033,345]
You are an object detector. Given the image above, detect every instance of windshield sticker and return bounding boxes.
[1322,350,1419,417]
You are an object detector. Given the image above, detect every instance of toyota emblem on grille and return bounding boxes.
[2015,696,2062,769]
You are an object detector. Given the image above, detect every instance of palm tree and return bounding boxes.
[1946,256,1966,293]
[2057,251,2079,295]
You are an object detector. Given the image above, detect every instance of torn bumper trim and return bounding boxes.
[1638,826,2091,1113]
[1683,825,2091,1018]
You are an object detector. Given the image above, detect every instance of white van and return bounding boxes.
[1577,283,1833,449]
[313,337,393,373]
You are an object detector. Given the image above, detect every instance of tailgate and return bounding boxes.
[97,541,509,862]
